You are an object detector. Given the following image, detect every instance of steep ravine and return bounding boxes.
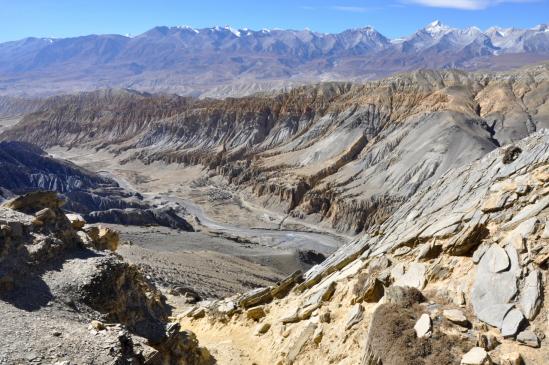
[2,65,549,234]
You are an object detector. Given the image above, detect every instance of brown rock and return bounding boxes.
[353,275,384,303]
[254,323,271,336]
[3,191,64,214]
[83,226,119,251]
[499,352,523,365]
[66,213,86,230]
[246,307,266,321]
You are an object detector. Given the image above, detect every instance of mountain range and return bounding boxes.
[1,21,548,97]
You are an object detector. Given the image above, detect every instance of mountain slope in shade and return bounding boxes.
[0,22,548,97]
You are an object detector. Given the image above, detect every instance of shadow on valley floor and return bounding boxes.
[0,248,101,311]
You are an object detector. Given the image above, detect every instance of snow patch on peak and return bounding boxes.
[224,26,241,37]
[175,25,199,33]
[532,24,549,32]
[425,20,450,34]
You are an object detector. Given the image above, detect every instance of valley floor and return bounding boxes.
[47,147,350,299]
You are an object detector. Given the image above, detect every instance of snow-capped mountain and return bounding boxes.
[0,21,547,97]
[487,24,549,53]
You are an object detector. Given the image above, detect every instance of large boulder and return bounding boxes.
[471,244,520,327]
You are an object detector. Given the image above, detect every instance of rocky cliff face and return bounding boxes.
[176,130,549,365]
[0,191,212,364]
[3,65,549,234]
[0,140,194,231]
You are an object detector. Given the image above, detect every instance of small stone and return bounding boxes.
[514,218,539,239]
[354,276,384,303]
[416,242,441,261]
[501,309,525,337]
[187,307,205,319]
[472,243,489,264]
[217,300,237,316]
[90,320,105,331]
[35,207,56,221]
[51,331,62,337]
[516,330,540,348]
[280,307,300,324]
[487,245,510,273]
[65,213,86,230]
[393,246,411,256]
[238,286,273,309]
[319,310,331,323]
[299,303,320,320]
[345,304,364,330]
[506,232,526,253]
[304,281,336,307]
[287,322,317,363]
[414,313,432,338]
[453,290,466,306]
[443,309,469,327]
[461,347,491,365]
[476,333,499,351]
[313,326,323,344]
[499,352,523,365]
[393,262,426,289]
[254,323,271,336]
[482,193,508,213]
[542,222,549,239]
[519,270,542,320]
[246,306,266,321]
[368,256,391,273]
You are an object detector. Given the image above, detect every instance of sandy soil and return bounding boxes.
[113,225,290,300]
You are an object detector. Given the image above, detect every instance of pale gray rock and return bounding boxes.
[476,304,514,328]
[287,321,317,363]
[461,347,490,365]
[519,270,542,320]
[542,221,549,239]
[501,309,525,337]
[513,218,539,239]
[472,243,489,264]
[238,287,273,309]
[508,195,549,226]
[304,281,336,307]
[414,313,432,338]
[516,329,540,348]
[345,304,364,330]
[443,309,469,327]
[393,262,426,289]
[487,245,510,273]
[471,244,520,319]
[280,307,300,324]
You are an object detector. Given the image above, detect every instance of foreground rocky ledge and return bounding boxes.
[0,191,212,364]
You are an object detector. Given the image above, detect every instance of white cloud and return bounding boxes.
[331,6,371,12]
[406,0,536,10]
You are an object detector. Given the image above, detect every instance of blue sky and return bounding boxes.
[0,0,547,42]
